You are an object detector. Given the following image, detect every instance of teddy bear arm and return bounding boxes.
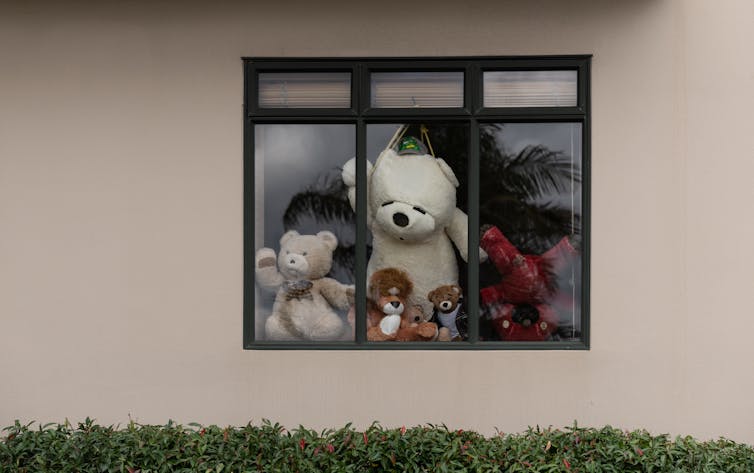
[346,180,374,227]
[367,325,397,342]
[256,268,284,292]
[394,327,415,342]
[342,158,374,225]
[317,278,353,310]
[481,283,507,307]
[445,208,487,262]
[255,248,284,291]
[437,327,452,342]
[346,184,357,212]
[480,226,520,274]
[396,322,437,341]
[417,322,438,339]
[341,157,359,212]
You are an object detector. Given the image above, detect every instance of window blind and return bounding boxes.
[371,72,464,108]
[258,72,351,108]
[483,70,577,107]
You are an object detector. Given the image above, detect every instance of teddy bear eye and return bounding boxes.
[285,250,290,254]
[414,316,421,322]
[381,201,394,207]
[413,206,426,214]
[302,251,307,256]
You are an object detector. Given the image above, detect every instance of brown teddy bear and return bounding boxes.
[395,306,439,342]
[367,268,437,342]
[366,268,405,341]
[428,284,468,341]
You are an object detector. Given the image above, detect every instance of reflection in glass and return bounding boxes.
[478,123,582,342]
[254,125,355,341]
[363,124,470,342]
[483,70,577,107]
[258,73,351,108]
[371,72,464,108]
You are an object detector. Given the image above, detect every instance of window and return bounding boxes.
[244,57,590,349]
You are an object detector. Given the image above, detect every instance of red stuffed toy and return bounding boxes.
[480,225,578,341]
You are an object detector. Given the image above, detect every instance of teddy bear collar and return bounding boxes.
[283,279,314,301]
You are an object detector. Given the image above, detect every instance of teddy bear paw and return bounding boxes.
[341,158,357,187]
[480,224,494,238]
[255,247,277,268]
[418,322,439,339]
[437,327,452,342]
[345,285,355,304]
[379,314,401,335]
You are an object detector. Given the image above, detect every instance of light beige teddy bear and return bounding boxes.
[255,230,354,341]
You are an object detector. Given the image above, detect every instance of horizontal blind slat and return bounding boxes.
[371,72,464,108]
[258,72,351,108]
[483,70,577,108]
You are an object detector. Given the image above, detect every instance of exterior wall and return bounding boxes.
[1,0,752,443]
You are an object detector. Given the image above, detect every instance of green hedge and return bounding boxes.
[2,419,752,472]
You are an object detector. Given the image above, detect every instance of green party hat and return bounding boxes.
[396,136,428,156]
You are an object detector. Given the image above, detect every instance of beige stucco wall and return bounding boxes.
[1,0,752,443]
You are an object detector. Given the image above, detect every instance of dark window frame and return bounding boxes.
[243,56,591,350]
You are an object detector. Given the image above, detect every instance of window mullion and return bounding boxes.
[467,118,480,344]
[243,119,255,348]
[580,108,591,349]
[355,118,367,344]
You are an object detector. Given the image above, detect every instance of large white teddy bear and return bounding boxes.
[342,137,485,317]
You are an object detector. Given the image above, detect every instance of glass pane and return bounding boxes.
[364,124,469,342]
[258,72,351,108]
[254,125,355,341]
[483,70,577,107]
[371,72,464,108]
[479,123,582,342]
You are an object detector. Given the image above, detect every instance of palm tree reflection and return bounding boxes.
[280,124,582,339]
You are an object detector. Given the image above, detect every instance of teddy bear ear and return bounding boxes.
[280,230,300,247]
[373,148,398,170]
[316,230,339,251]
[435,158,460,187]
[452,285,462,294]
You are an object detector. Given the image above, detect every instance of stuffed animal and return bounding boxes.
[395,308,439,342]
[365,267,436,342]
[479,225,577,341]
[428,284,468,341]
[342,136,486,316]
[366,268,409,341]
[255,230,354,341]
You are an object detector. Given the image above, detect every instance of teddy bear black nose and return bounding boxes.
[390,301,400,308]
[289,259,296,264]
[393,212,409,227]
